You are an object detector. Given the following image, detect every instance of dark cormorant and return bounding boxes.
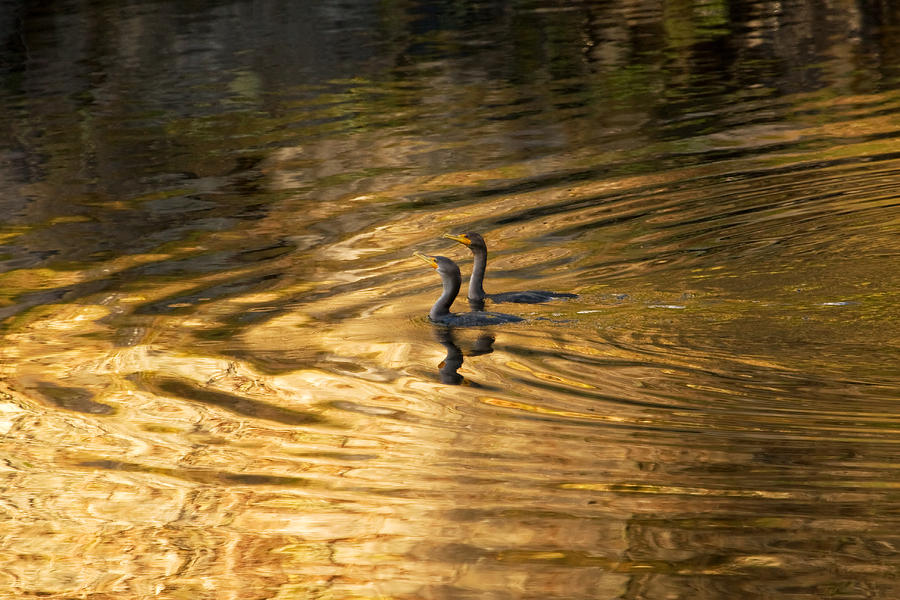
[443,232,578,305]
[415,252,524,326]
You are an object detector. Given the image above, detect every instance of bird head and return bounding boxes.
[414,253,461,278]
[443,231,486,251]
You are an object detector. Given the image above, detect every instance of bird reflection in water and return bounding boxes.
[433,326,495,385]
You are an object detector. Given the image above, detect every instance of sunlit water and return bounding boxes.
[1,1,899,598]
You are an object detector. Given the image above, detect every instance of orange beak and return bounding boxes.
[414,252,439,269]
[442,233,472,246]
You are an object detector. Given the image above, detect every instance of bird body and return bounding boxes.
[429,310,524,327]
[487,290,578,304]
[443,232,577,304]
[415,253,523,327]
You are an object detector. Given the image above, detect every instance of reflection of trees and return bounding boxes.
[1,0,897,274]
[384,0,898,97]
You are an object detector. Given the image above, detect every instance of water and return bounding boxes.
[1,1,899,598]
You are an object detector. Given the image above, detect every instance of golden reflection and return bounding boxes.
[480,396,631,424]
[505,360,596,389]
[560,482,797,499]
[1,3,899,598]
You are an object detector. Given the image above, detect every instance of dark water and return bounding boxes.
[1,1,899,598]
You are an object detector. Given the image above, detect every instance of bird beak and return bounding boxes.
[443,233,471,246]
[414,252,439,269]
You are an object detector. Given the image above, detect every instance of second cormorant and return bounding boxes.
[415,252,523,326]
[443,232,577,305]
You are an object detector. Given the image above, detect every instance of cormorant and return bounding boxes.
[415,252,524,326]
[443,232,577,305]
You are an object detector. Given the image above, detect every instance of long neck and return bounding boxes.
[468,247,487,301]
[430,270,460,319]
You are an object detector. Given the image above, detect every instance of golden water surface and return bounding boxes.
[1,1,899,599]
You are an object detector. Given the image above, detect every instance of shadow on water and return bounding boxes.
[135,373,327,427]
[76,459,316,488]
[32,382,116,415]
